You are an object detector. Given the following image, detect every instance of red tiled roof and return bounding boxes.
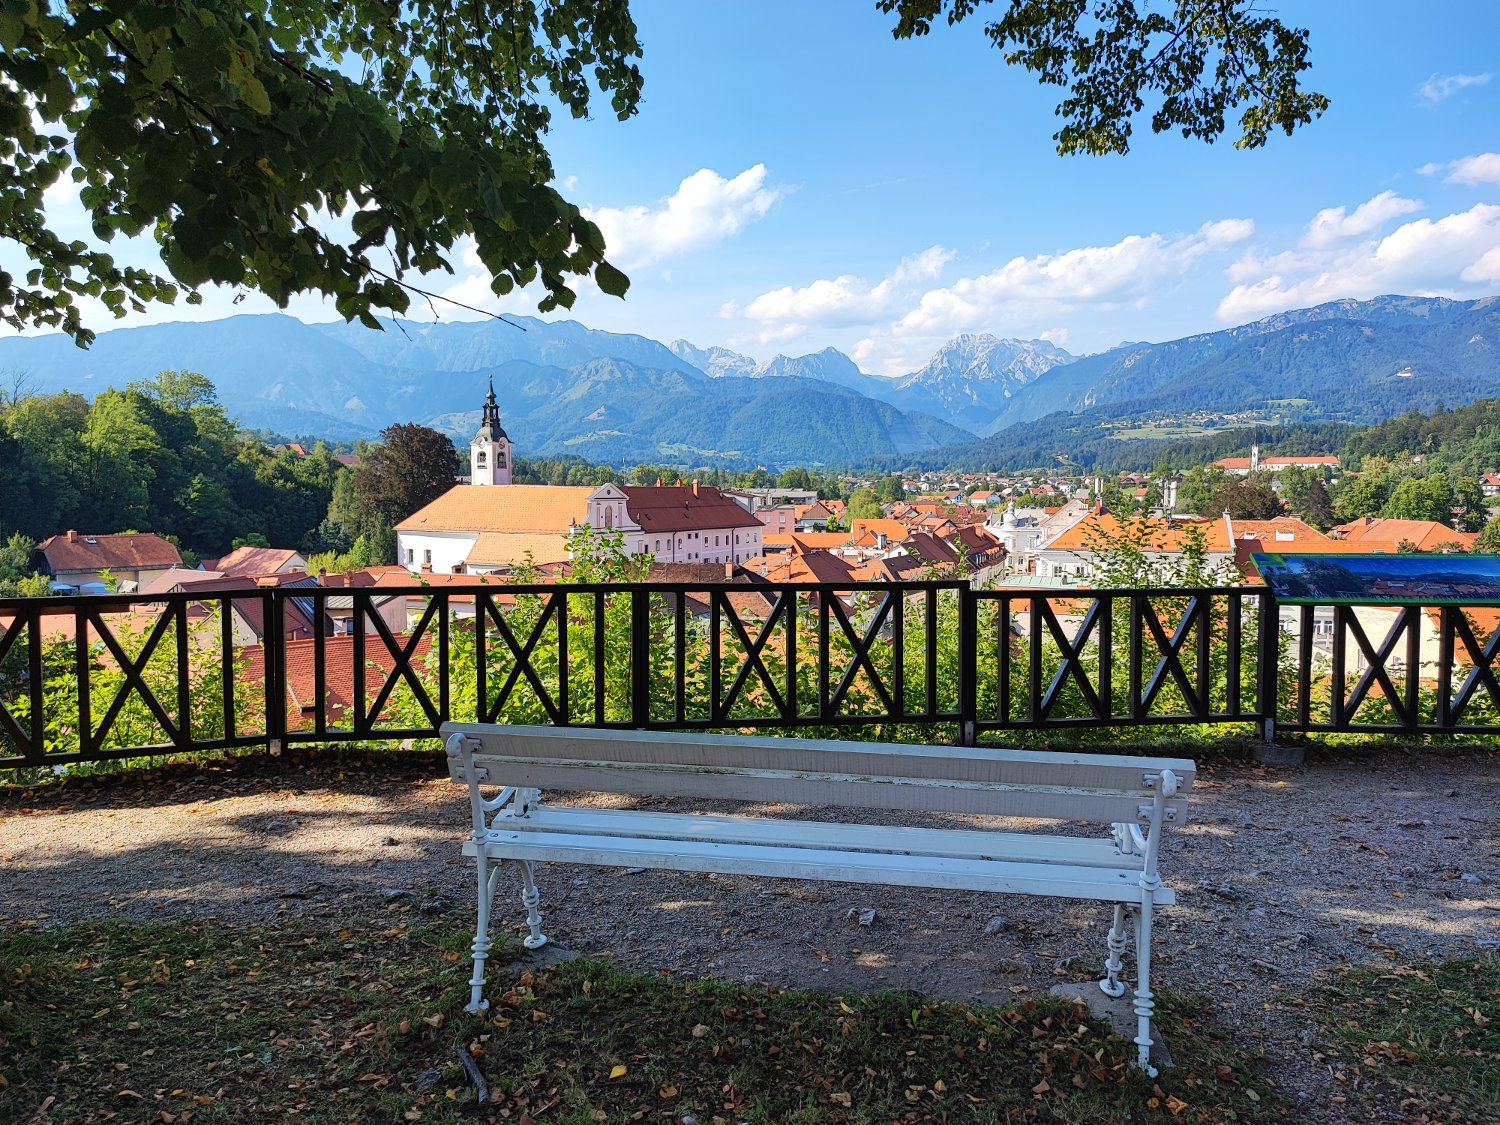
[903,532,961,566]
[37,532,182,574]
[621,485,764,533]
[206,546,306,577]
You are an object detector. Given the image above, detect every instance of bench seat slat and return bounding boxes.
[467,829,1173,906]
[479,806,1141,870]
[443,723,1196,794]
[455,755,1180,824]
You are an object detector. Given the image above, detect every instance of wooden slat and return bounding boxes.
[442,723,1196,794]
[449,755,1174,824]
[486,805,1141,869]
[466,830,1173,906]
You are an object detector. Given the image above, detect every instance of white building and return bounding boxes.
[586,483,764,564]
[470,377,513,486]
[395,382,764,573]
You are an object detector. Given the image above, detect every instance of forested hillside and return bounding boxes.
[0,372,341,560]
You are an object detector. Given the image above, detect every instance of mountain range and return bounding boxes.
[0,294,1496,468]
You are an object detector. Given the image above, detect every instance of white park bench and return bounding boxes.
[443,723,1193,1074]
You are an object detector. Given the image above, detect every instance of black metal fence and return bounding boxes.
[3,579,1498,771]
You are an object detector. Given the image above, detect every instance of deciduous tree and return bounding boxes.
[5,2,1321,346]
[353,423,459,526]
[882,0,1325,155]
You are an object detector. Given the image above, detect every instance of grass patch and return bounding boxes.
[1,918,1282,1123]
[1318,952,1499,1123]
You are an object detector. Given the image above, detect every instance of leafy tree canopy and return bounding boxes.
[353,422,459,526]
[4,1,1321,347]
[882,0,1325,155]
[1,0,642,346]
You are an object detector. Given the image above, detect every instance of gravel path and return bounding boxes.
[2,748,1497,1122]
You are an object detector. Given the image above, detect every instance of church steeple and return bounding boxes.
[470,375,513,485]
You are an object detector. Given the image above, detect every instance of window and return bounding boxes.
[476,450,486,465]
[405,548,414,564]
[423,549,432,565]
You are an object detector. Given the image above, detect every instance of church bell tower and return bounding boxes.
[471,376,512,486]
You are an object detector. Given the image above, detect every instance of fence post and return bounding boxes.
[631,588,650,728]
[1255,589,1278,745]
[265,589,285,755]
[958,584,977,746]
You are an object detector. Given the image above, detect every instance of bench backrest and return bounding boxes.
[443,723,1193,827]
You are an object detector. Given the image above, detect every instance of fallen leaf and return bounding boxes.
[1031,1080,1050,1095]
[609,1065,627,1080]
[829,1092,851,1107]
[691,1024,710,1038]
[1167,1095,1188,1115]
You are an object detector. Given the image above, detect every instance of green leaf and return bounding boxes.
[593,260,629,298]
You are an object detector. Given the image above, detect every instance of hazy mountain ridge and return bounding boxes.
[4,294,1498,468]
[0,314,972,467]
[984,295,1500,432]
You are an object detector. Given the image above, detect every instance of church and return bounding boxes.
[394,381,764,574]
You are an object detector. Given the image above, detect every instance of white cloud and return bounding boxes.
[825,220,1252,374]
[1218,202,1500,322]
[1446,152,1500,187]
[1418,72,1491,103]
[734,245,954,334]
[582,164,787,270]
[1301,191,1423,249]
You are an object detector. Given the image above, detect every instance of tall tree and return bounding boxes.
[354,424,460,526]
[4,3,1320,346]
[1209,474,1283,521]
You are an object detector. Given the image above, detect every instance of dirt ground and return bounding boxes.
[2,746,1497,1122]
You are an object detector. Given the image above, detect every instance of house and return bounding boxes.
[587,483,765,564]
[722,486,820,513]
[1213,444,1340,476]
[1330,518,1477,553]
[850,519,911,550]
[987,498,1090,573]
[1035,515,1238,583]
[204,546,308,577]
[35,531,183,593]
[1481,473,1500,498]
[755,505,798,536]
[794,502,836,531]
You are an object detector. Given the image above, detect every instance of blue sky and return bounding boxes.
[17,1,1500,376]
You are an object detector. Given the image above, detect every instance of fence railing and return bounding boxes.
[3,579,1498,770]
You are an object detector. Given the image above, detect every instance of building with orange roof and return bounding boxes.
[1331,518,1477,553]
[1211,443,1340,476]
[763,532,856,554]
[1035,514,1238,583]
[850,518,911,549]
[204,545,308,578]
[36,530,183,593]
[397,483,593,573]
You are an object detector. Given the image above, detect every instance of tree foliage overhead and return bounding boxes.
[4,2,1324,347]
[1,0,642,345]
[881,0,1325,155]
